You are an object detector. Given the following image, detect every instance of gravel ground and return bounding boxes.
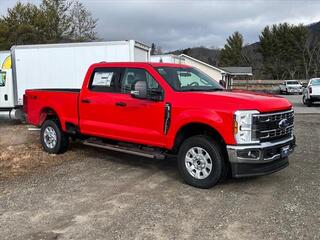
[0,114,319,240]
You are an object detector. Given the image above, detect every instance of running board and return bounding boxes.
[83,140,166,159]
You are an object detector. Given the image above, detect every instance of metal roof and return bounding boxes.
[220,67,253,75]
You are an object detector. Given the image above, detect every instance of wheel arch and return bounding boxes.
[39,107,61,127]
[172,122,227,154]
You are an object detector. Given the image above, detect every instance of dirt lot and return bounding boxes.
[0,114,319,240]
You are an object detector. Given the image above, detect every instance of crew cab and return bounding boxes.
[302,78,320,107]
[279,80,303,95]
[24,62,295,188]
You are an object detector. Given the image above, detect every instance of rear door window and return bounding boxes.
[89,68,123,92]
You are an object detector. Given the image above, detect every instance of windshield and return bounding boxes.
[287,81,299,85]
[155,67,223,91]
[311,79,320,85]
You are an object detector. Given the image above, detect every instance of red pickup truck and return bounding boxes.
[25,62,295,188]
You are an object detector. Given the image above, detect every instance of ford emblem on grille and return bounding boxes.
[279,119,289,129]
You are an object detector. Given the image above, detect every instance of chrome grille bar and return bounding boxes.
[253,109,294,142]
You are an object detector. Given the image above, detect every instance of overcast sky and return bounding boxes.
[1,0,320,51]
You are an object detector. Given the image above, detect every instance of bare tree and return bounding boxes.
[69,1,98,41]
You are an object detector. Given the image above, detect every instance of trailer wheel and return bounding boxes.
[41,120,69,154]
[177,135,225,189]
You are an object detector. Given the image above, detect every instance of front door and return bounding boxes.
[112,67,166,147]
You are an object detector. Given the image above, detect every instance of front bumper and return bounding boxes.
[288,88,302,93]
[310,95,320,101]
[227,136,295,177]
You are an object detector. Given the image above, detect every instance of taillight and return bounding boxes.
[309,86,312,94]
[23,94,28,113]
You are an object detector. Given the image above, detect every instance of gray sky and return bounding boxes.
[1,0,320,51]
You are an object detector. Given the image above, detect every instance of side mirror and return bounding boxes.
[131,80,147,99]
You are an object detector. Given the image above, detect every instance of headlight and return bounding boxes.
[234,110,260,144]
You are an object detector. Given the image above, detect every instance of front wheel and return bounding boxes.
[177,135,226,189]
[41,120,69,154]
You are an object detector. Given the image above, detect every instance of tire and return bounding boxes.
[307,99,313,107]
[177,135,226,189]
[40,119,69,154]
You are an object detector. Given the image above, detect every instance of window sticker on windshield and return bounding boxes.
[93,72,114,86]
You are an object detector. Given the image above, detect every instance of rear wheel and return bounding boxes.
[41,120,69,154]
[177,135,225,189]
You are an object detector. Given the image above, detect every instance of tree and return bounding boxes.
[259,23,310,79]
[0,0,98,50]
[39,0,73,42]
[219,31,247,66]
[69,1,98,41]
[0,3,43,49]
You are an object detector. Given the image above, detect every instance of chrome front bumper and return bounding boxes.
[227,136,295,177]
[288,88,302,93]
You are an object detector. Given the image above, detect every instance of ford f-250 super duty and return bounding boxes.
[24,62,295,188]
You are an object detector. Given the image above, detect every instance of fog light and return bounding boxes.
[237,149,261,160]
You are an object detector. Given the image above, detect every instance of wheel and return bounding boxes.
[177,135,226,189]
[307,99,313,107]
[41,119,69,154]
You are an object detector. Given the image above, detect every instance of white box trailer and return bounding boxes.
[0,40,150,120]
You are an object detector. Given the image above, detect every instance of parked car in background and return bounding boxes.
[302,78,320,107]
[24,62,295,189]
[279,80,303,95]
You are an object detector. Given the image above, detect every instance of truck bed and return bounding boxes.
[25,89,80,130]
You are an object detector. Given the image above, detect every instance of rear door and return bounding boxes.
[79,67,124,137]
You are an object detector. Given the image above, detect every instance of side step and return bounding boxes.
[83,140,166,159]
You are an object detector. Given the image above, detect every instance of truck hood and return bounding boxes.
[183,90,292,113]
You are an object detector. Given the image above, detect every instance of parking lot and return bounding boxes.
[0,95,319,240]
[280,94,320,114]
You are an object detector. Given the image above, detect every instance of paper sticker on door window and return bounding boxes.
[92,72,114,87]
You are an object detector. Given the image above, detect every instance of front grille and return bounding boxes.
[253,110,294,142]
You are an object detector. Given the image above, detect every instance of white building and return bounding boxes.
[151,54,228,82]
[151,54,253,88]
